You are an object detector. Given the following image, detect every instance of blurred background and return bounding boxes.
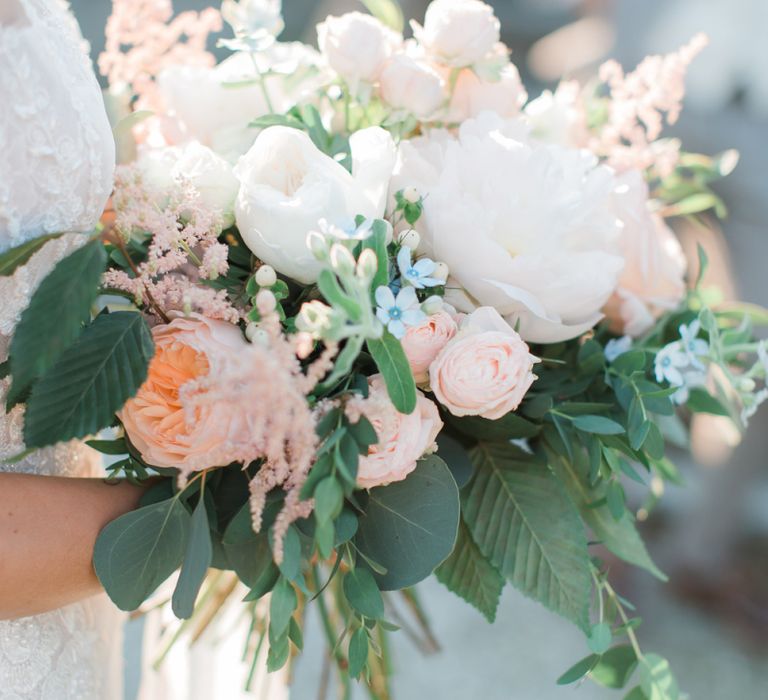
[72,0,768,697]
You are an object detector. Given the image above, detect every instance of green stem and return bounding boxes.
[249,52,275,113]
[602,578,644,662]
[312,567,351,700]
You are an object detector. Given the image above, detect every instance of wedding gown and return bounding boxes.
[0,0,121,698]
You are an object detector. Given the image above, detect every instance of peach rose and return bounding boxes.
[355,375,443,489]
[400,310,459,384]
[605,171,687,337]
[429,307,538,420]
[120,314,248,470]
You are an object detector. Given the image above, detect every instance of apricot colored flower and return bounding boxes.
[400,310,458,384]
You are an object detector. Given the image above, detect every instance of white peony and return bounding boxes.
[391,112,625,343]
[523,81,589,148]
[138,141,239,226]
[379,53,445,119]
[604,171,687,337]
[234,125,396,284]
[317,12,402,92]
[412,0,500,68]
[156,43,324,160]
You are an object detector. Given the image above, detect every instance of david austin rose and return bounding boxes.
[391,112,624,343]
[412,0,500,67]
[401,309,458,383]
[120,315,250,470]
[354,375,443,489]
[235,125,395,283]
[317,12,401,91]
[430,307,538,419]
[138,141,239,226]
[379,53,445,119]
[604,171,687,336]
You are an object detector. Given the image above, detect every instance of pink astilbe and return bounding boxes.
[99,0,221,107]
[243,314,338,563]
[103,165,240,323]
[591,34,708,177]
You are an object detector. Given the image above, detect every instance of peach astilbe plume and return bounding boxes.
[103,165,239,323]
[592,33,708,177]
[99,0,221,106]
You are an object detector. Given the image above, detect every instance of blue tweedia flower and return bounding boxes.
[678,320,709,369]
[654,342,689,386]
[604,335,632,363]
[375,285,426,339]
[397,246,441,289]
[318,217,374,241]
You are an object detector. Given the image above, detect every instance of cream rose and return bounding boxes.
[390,111,625,343]
[429,307,538,420]
[379,53,445,119]
[355,375,443,489]
[412,0,500,67]
[234,125,396,284]
[138,141,239,226]
[317,12,402,91]
[447,63,527,122]
[401,310,458,384]
[604,171,687,336]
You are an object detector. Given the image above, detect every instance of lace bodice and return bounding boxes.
[0,2,123,698]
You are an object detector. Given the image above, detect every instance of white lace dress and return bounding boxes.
[0,1,121,698]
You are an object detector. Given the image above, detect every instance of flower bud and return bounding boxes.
[356,248,379,282]
[255,264,277,287]
[403,187,420,203]
[246,323,269,347]
[738,377,757,393]
[398,228,421,250]
[307,230,329,261]
[433,261,450,282]
[330,243,356,277]
[255,289,277,314]
[421,295,444,315]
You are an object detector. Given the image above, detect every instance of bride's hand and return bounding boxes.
[0,473,146,619]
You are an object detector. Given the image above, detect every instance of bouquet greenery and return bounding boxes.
[2,1,765,697]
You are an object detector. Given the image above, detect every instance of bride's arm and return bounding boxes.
[0,473,145,619]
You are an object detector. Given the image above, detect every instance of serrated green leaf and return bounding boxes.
[172,499,213,619]
[464,443,592,632]
[355,454,459,590]
[367,332,417,414]
[8,239,106,405]
[94,497,190,610]
[23,311,154,447]
[435,520,504,622]
[0,232,65,276]
[546,442,666,581]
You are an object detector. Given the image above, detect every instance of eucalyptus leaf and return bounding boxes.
[94,497,190,611]
[367,333,417,414]
[348,627,369,679]
[355,455,460,590]
[343,568,384,619]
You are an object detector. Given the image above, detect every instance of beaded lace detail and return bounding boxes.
[0,2,122,698]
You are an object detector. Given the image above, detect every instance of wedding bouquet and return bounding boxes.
[3,0,765,697]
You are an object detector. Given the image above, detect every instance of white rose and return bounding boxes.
[604,171,687,337]
[391,112,624,343]
[412,0,500,68]
[138,142,239,226]
[221,0,284,39]
[317,12,402,91]
[157,43,324,160]
[234,126,396,284]
[447,63,527,122]
[379,53,445,119]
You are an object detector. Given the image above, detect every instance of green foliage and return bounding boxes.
[359,0,404,32]
[8,239,106,406]
[94,497,190,611]
[463,443,592,632]
[23,311,154,447]
[348,627,369,679]
[172,499,213,619]
[367,332,417,414]
[355,455,460,590]
[0,232,64,276]
[639,654,679,700]
[590,646,639,689]
[435,520,504,622]
[343,568,384,619]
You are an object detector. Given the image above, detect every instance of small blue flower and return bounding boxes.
[318,217,374,241]
[678,320,709,368]
[654,342,689,386]
[604,336,632,363]
[375,285,426,339]
[397,246,441,289]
